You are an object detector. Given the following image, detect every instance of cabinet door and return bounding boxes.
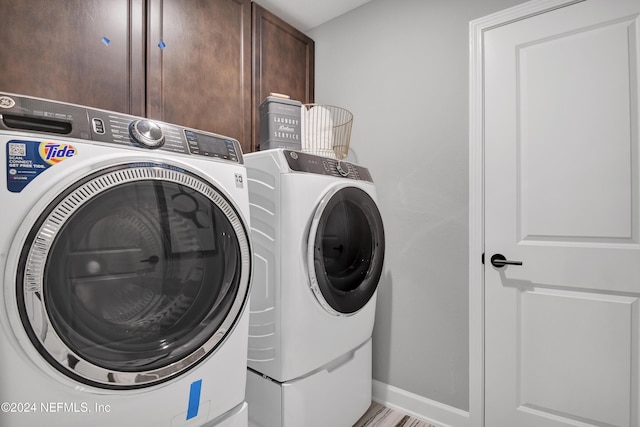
[0,0,145,115]
[147,0,252,152]
[252,3,315,152]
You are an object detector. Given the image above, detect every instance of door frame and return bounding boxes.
[468,1,585,426]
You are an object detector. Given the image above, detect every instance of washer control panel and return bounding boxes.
[0,93,243,163]
[283,150,373,182]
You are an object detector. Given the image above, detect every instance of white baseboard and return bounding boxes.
[371,380,470,427]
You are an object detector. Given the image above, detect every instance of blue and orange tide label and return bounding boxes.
[6,140,77,192]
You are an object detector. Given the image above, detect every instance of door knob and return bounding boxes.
[490,254,523,268]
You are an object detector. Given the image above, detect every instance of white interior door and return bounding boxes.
[484,1,640,426]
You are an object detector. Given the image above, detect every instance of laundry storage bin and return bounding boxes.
[301,104,353,159]
[259,95,302,151]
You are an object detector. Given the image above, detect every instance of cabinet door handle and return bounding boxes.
[490,254,523,268]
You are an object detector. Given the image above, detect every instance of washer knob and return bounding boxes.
[128,119,165,148]
[336,161,349,177]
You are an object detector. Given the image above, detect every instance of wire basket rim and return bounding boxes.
[301,104,353,126]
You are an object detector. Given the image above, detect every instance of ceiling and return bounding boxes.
[253,0,372,32]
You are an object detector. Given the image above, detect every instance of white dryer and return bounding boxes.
[0,93,252,427]
[244,149,385,427]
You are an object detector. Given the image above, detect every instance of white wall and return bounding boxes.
[308,0,526,412]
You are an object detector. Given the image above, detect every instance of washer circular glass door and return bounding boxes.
[307,186,385,316]
[17,163,251,389]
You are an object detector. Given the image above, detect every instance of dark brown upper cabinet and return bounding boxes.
[0,0,313,154]
[0,0,146,115]
[251,3,315,151]
[147,0,252,152]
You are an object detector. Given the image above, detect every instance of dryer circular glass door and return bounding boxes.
[17,163,251,389]
[307,186,385,316]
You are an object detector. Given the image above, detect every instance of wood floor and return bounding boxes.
[353,402,440,427]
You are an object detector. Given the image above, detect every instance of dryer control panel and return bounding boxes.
[0,93,243,163]
[283,150,373,182]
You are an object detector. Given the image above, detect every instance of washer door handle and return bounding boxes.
[490,254,523,268]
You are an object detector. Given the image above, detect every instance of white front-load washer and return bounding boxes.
[0,93,252,427]
[244,149,385,427]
